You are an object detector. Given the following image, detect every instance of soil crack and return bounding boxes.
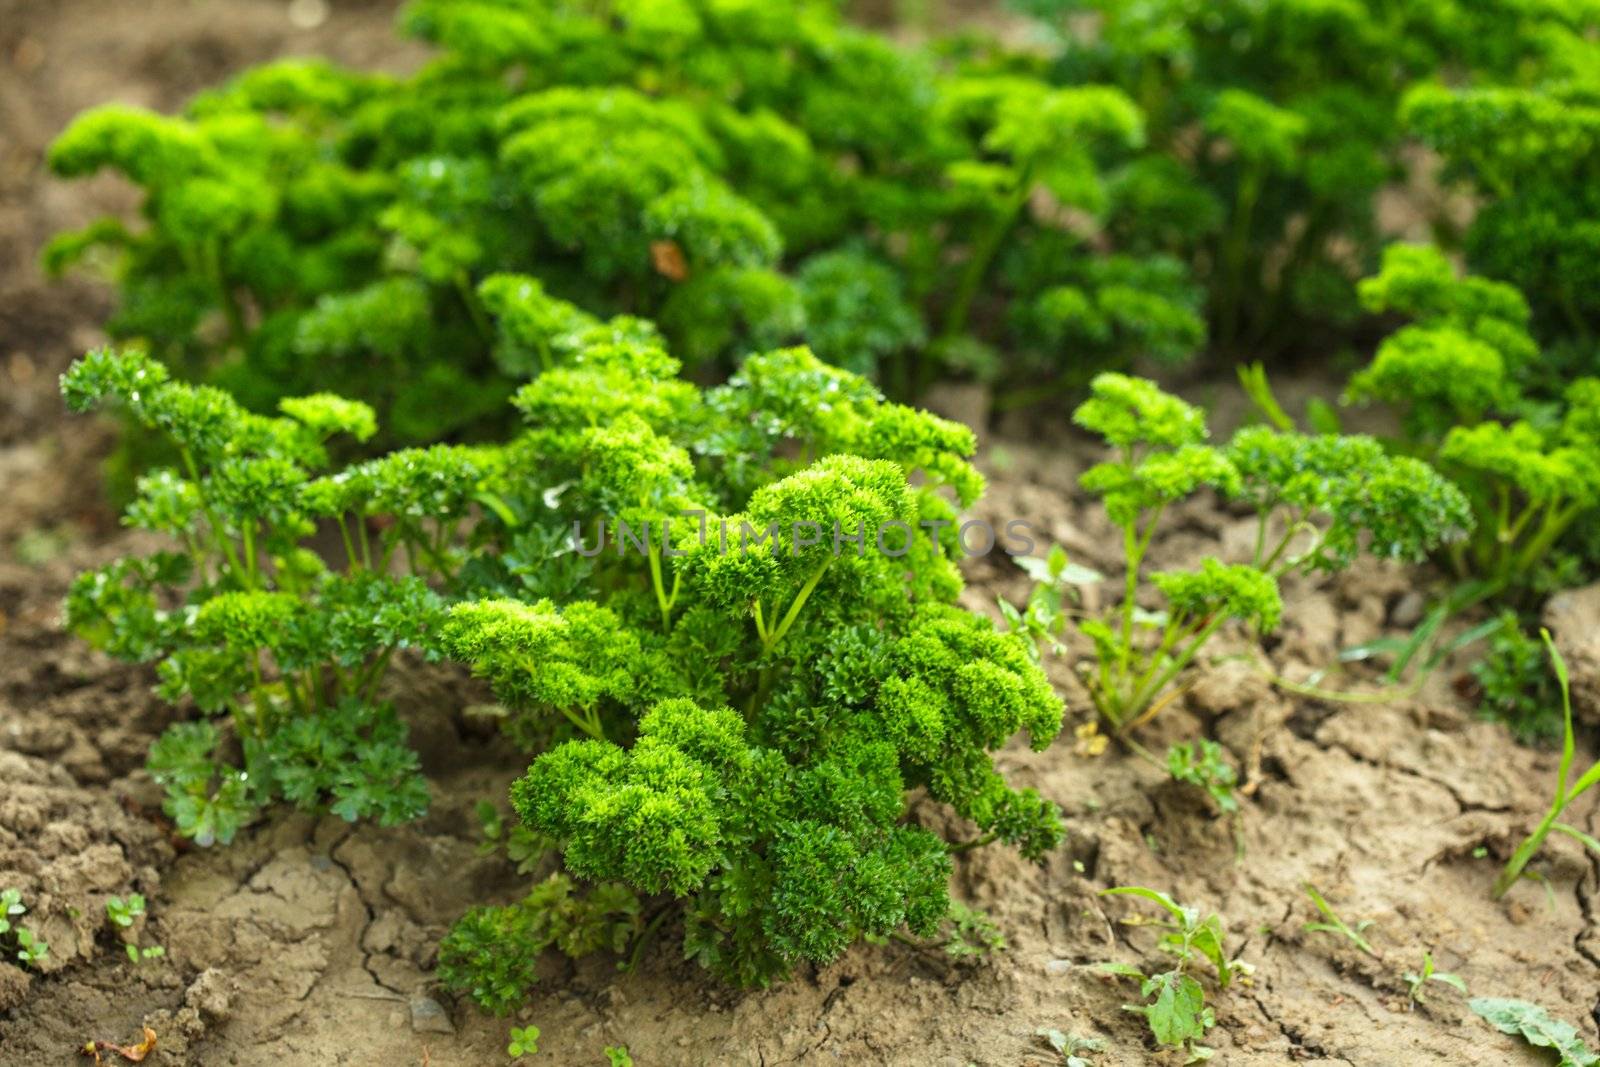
[321,827,405,996]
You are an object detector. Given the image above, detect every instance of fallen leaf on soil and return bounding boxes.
[650,240,689,281]
[79,1026,157,1063]
[1073,720,1108,757]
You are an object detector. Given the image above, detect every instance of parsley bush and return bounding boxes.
[45,0,1202,433]
[1042,373,1468,731]
[60,348,498,843]
[1345,244,1600,598]
[432,290,1064,994]
[1011,0,1600,358]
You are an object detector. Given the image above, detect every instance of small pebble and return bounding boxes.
[409,995,454,1035]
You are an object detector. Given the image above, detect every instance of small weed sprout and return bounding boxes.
[939,902,1006,959]
[1000,544,1104,663]
[604,1048,634,1067]
[1494,632,1600,899]
[506,1025,540,1059]
[105,894,144,928]
[1403,953,1467,1007]
[1,888,48,969]
[1166,740,1239,814]
[1036,1028,1107,1066]
[105,895,163,964]
[1474,613,1563,743]
[1098,887,1248,1063]
[1301,884,1379,958]
[474,801,553,877]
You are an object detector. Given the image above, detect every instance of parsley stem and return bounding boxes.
[764,559,831,654]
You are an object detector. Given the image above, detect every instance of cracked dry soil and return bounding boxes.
[2,1,1598,1063]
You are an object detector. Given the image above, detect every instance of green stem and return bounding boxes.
[648,541,675,632]
[357,511,373,570]
[1251,510,1270,569]
[204,238,249,350]
[939,172,1032,343]
[455,270,495,349]
[559,704,606,741]
[752,600,769,646]
[623,907,673,973]
[1494,808,1563,900]
[358,646,397,704]
[336,515,361,571]
[763,560,831,654]
[180,448,247,583]
[948,832,999,854]
[1119,615,1226,733]
[241,521,260,587]
[1509,499,1582,578]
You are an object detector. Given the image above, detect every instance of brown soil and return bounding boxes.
[1,3,1596,1065]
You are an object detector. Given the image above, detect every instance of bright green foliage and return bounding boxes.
[0,889,48,969]
[1166,740,1238,814]
[1011,0,1600,358]
[436,335,1061,998]
[1347,244,1533,440]
[439,873,642,1015]
[105,894,144,929]
[604,1048,634,1067]
[506,1025,541,1059]
[1100,887,1245,1063]
[60,348,489,843]
[45,0,1201,423]
[1404,76,1600,357]
[1474,613,1563,743]
[1347,247,1600,595]
[1492,633,1600,901]
[106,895,164,964]
[1470,997,1598,1067]
[1057,373,1466,730]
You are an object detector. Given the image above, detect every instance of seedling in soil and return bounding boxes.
[604,1048,634,1067]
[1301,883,1379,958]
[1166,740,1239,814]
[1,888,48,968]
[1403,953,1467,1006]
[1065,372,1467,733]
[1493,632,1600,900]
[0,888,23,933]
[105,894,164,963]
[1470,997,1598,1066]
[1036,1028,1106,1065]
[1474,612,1563,743]
[1098,887,1247,1063]
[15,927,48,967]
[506,1025,540,1059]
[999,544,1102,664]
[474,801,552,877]
[105,894,144,929]
[937,902,1006,959]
